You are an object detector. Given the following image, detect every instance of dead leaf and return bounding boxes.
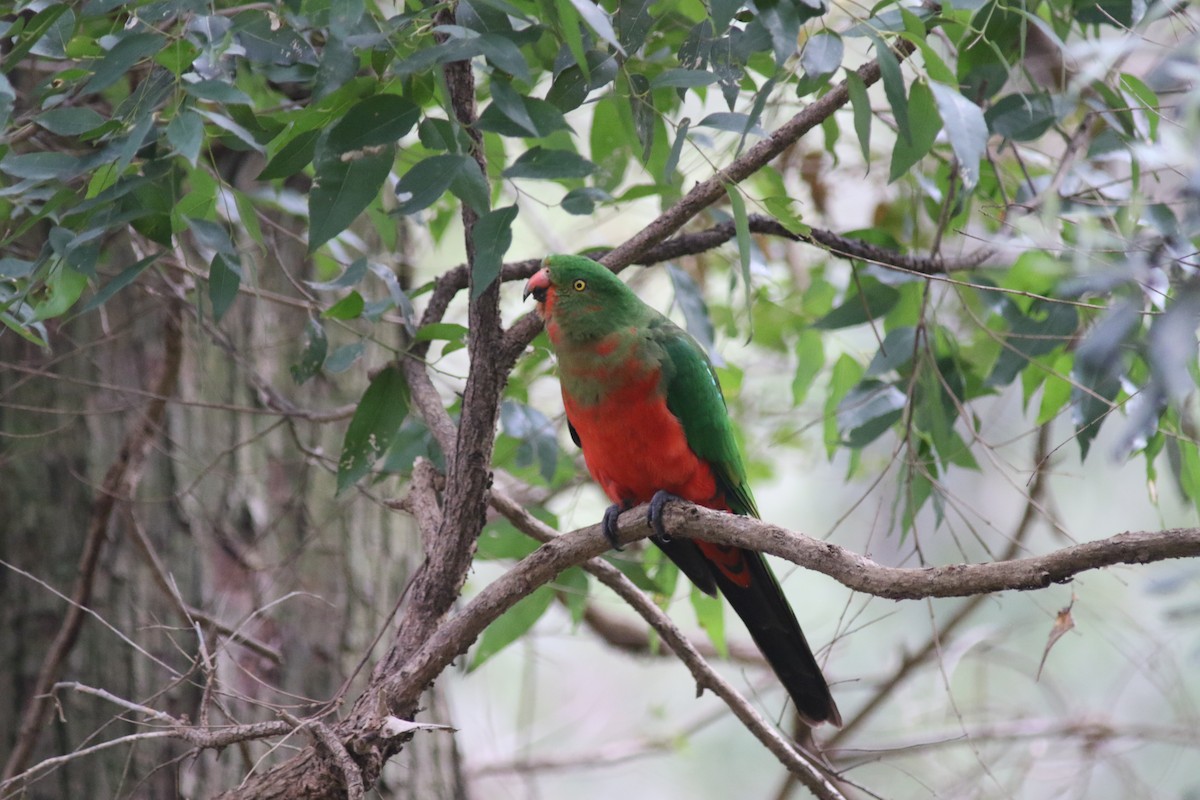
[379,715,457,738]
[1036,596,1076,681]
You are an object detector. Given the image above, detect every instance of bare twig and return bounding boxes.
[2,682,296,798]
[580,603,767,665]
[3,299,185,784]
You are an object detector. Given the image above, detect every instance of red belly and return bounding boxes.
[562,370,724,510]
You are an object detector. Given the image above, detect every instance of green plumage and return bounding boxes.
[534,254,841,726]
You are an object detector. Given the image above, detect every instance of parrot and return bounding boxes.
[523,253,841,727]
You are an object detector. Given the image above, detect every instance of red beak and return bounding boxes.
[523,267,551,302]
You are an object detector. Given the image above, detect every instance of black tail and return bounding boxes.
[706,546,841,726]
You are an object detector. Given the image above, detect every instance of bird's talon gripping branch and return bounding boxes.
[648,490,681,543]
[602,503,626,551]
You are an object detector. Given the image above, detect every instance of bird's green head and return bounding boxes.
[523,255,645,343]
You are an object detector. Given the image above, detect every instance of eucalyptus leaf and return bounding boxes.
[337,364,410,493]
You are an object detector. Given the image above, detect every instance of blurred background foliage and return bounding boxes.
[2,0,1200,796]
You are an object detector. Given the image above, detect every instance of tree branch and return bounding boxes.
[644,502,1200,599]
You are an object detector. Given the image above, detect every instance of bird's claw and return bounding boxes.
[602,503,625,551]
[648,490,680,543]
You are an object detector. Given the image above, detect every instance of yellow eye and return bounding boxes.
[573,279,587,291]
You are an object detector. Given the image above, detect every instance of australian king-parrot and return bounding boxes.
[524,254,841,727]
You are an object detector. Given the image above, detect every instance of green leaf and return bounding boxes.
[154,38,199,76]
[711,0,740,32]
[1037,352,1074,425]
[83,32,166,95]
[667,264,719,362]
[792,329,825,405]
[470,205,518,300]
[691,585,727,658]
[208,253,242,322]
[309,145,394,250]
[471,584,556,669]
[501,400,558,482]
[0,73,13,131]
[813,280,900,329]
[650,69,718,89]
[188,217,236,255]
[865,326,917,377]
[801,33,843,79]
[888,80,940,182]
[489,77,538,136]
[929,82,988,191]
[663,117,690,184]
[477,32,532,81]
[3,5,70,71]
[568,0,625,55]
[561,187,611,215]
[233,10,317,65]
[322,291,365,320]
[868,32,909,144]
[81,253,160,312]
[1173,438,1200,518]
[413,322,469,343]
[502,146,595,180]
[696,112,768,137]
[291,318,328,384]
[395,154,488,215]
[838,380,906,447]
[337,364,410,494]
[1147,288,1200,405]
[307,257,368,291]
[1072,358,1121,461]
[195,108,266,153]
[725,183,753,328]
[31,265,88,322]
[184,79,254,105]
[167,110,203,166]
[554,0,590,80]
[328,94,419,153]
[1073,0,1134,26]
[478,96,571,139]
[35,107,106,136]
[957,1,1020,101]
[1120,72,1158,139]
[326,342,365,373]
[763,196,810,236]
[987,300,1079,387]
[448,157,491,213]
[0,152,85,181]
[478,519,542,560]
[985,93,1060,141]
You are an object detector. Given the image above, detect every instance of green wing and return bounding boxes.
[651,315,760,519]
